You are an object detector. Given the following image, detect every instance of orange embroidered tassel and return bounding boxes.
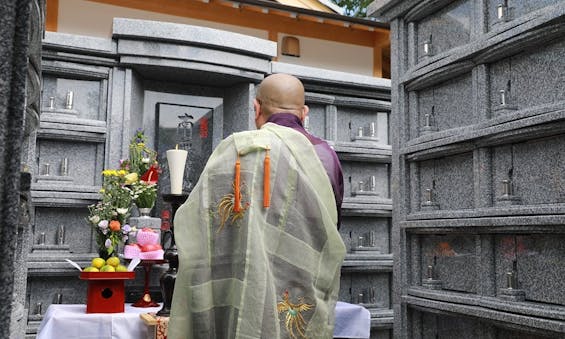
[263,147,270,208]
[234,154,241,212]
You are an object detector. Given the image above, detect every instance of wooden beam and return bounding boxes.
[373,31,390,78]
[46,0,59,31]
[268,30,278,61]
[86,0,381,48]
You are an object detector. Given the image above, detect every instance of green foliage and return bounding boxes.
[331,0,373,18]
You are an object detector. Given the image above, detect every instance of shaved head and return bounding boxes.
[254,73,308,128]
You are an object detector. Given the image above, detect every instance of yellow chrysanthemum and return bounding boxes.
[124,172,138,185]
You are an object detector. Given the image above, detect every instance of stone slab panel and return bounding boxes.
[112,18,276,59]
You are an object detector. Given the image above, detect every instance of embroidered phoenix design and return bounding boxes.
[216,182,248,233]
[277,290,313,339]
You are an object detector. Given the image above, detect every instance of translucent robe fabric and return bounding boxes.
[169,123,346,339]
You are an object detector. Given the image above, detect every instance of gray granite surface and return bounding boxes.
[112,18,276,58]
[1,1,41,338]
[379,0,565,337]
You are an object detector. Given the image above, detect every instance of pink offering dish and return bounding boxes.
[138,243,164,260]
[139,249,165,260]
[136,228,160,246]
[123,244,141,259]
[123,228,164,260]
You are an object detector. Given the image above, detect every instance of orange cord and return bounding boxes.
[263,148,270,208]
[234,155,241,212]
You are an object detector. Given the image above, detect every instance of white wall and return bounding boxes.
[57,0,268,39]
[277,34,373,76]
[56,0,374,76]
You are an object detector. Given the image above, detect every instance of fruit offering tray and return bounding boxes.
[79,271,135,280]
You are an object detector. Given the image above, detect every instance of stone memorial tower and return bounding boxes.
[0,0,44,338]
[371,0,565,337]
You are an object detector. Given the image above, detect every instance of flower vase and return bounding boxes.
[138,207,153,218]
[98,247,118,261]
[98,249,110,261]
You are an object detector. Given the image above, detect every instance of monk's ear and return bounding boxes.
[301,105,309,122]
[253,99,261,119]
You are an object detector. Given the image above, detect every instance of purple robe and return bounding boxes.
[266,113,344,227]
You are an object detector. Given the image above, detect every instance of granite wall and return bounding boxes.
[24,19,392,338]
[370,0,565,337]
[0,0,44,338]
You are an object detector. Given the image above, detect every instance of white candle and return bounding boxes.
[166,146,188,194]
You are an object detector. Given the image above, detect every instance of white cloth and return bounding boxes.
[36,302,369,338]
[36,304,162,339]
[333,302,371,339]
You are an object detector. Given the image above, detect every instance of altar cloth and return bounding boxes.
[37,302,370,338]
[333,302,371,338]
[36,304,162,339]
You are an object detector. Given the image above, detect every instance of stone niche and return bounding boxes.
[419,234,478,293]
[411,73,474,139]
[415,0,472,63]
[34,139,103,186]
[417,312,481,339]
[341,217,390,254]
[25,276,88,334]
[31,207,91,254]
[342,162,390,199]
[495,234,565,306]
[496,328,557,339]
[487,0,562,29]
[337,106,389,145]
[41,73,108,120]
[411,309,557,339]
[492,135,565,206]
[303,102,327,139]
[411,152,474,213]
[340,272,391,309]
[489,38,565,116]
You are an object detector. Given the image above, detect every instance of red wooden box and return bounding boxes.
[79,271,135,313]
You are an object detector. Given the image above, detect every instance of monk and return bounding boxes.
[168,73,346,339]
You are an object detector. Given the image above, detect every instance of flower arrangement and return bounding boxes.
[88,170,134,259]
[132,181,157,210]
[87,130,159,259]
[120,130,159,209]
